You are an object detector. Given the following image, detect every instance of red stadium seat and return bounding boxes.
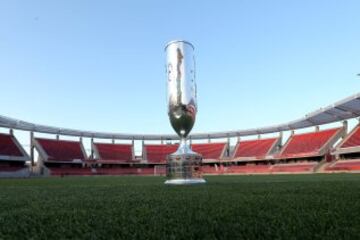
[325,159,360,171]
[96,167,154,175]
[0,133,25,158]
[233,137,278,159]
[35,138,86,162]
[0,133,28,173]
[201,165,218,174]
[278,128,341,159]
[144,144,178,164]
[94,143,133,163]
[271,162,316,173]
[48,166,156,176]
[225,164,272,174]
[202,165,224,174]
[0,165,26,172]
[340,126,360,149]
[331,125,360,158]
[48,167,93,176]
[191,142,226,160]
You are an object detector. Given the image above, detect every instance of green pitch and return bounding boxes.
[0,174,359,239]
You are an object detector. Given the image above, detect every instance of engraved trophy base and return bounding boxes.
[165,142,206,185]
[164,178,206,185]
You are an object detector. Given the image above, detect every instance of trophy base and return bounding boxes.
[165,152,206,185]
[164,178,206,185]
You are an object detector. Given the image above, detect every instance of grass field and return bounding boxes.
[0,174,359,240]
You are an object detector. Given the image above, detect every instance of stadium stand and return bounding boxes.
[338,125,360,149]
[232,137,280,161]
[0,133,30,176]
[90,142,148,176]
[1,92,360,176]
[35,138,86,163]
[191,142,227,161]
[48,167,94,176]
[34,138,88,176]
[0,133,25,158]
[323,124,360,172]
[325,159,360,172]
[271,162,317,173]
[93,142,134,163]
[201,164,222,174]
[144,144,178,164]
[97,167,155,176]
[333,124,360,157]
[203,162,317,175]
[277,128,344,160]
[225,164,272,174]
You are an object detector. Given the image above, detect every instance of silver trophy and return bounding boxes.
[164,40,206,185]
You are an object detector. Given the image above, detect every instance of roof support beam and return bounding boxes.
[334,106,360,116]
[322,110,347,121]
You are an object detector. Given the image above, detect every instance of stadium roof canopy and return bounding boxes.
[1,93,360,140]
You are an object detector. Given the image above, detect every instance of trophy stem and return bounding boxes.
[174,138,193,155]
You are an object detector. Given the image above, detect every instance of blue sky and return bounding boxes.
[1,0,360,139]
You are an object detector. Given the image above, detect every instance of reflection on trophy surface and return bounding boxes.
[164,40,206,185]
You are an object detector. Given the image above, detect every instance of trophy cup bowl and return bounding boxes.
[164,40,206,185]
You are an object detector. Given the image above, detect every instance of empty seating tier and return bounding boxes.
[233,138,278,159]
[226,164,272,174]
[48,167,93,176]
[48,167,157,176]
[278,128,340,159]
[0,165,26,172]
[36,138,85,162]
[325,159,360,171]
[202,165,221,174]
[94,143,133,162]
[144,144,178,164]
[0,133,24,157]
[271,162,316,173]
[339,126,360,149]
[97,167,154,175]
[191,142,226,160]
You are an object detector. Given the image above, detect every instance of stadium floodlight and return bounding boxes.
[164,40,206,185]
